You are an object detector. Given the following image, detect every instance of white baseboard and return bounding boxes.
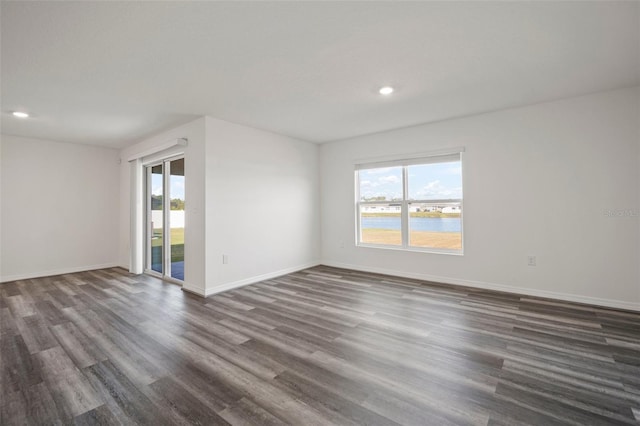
[203,260,321,297]
[321,260,640,312]
[6,259,636,312]
[182,282,206,297]
[0,262,120,283]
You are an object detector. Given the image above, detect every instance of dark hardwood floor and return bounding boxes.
[1,265,639,425]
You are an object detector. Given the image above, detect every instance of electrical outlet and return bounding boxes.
[222,254,228,264]
[527,256,536,267]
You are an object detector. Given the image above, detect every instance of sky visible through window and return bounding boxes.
[170,177,185,200]
[359,161,462,201]
[152,177,185,200]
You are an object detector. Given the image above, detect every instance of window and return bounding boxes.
[356,151,463,254]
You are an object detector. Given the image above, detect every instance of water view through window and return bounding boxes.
[357,154,463,252]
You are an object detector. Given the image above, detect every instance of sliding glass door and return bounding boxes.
[146,157,185,281]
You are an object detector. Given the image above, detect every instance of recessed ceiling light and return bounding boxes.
[379,86,394,95]
[12,111,29,118]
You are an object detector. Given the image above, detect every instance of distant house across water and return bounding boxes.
[361,204,461,214]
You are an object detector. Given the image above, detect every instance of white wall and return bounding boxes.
[204,117,320,294]
[117,117,320,296]
[320,87,640,310]
[1,135,120,281]
[119,118,207,294]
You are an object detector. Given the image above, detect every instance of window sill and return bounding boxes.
[356,243,463,256]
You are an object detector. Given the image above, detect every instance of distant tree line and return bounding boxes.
[151,195,185,210]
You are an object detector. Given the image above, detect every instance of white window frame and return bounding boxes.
[355,149,464,255]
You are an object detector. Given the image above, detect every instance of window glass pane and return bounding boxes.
[359,204,402,246]
[358,166,403,202]
[407,161,462,201]
[150,164,163,274]
[169,158,185,281]
[408,202,462,250]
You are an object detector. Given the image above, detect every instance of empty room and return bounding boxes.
[1,1,639,425]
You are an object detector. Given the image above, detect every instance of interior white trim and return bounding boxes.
[4,258,637,313]
[1,263,120,283]
[354,146,465,168]
[126,138,187,162]
[193,261,322,297]
[130,159,144,274]
[320,260,640,312]
[182,282,207,297]
[141,151,185,167]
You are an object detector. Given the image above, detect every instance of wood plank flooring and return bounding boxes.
[1,265,639,425]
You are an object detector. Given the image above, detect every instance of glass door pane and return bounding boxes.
[149,164,164,274]
[168,158,185,281]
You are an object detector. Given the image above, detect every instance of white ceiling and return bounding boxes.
[2,1,639,148]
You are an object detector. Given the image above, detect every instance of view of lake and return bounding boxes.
[362,217,461,233]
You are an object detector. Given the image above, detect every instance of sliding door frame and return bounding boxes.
[143,154,184,284]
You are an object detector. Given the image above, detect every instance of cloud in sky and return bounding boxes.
[359,179,378,188]
[379,175,400,184]
[359,168,402,200]
[412,180,462,200]
[444,165,462,175]
[360,161,462,201]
